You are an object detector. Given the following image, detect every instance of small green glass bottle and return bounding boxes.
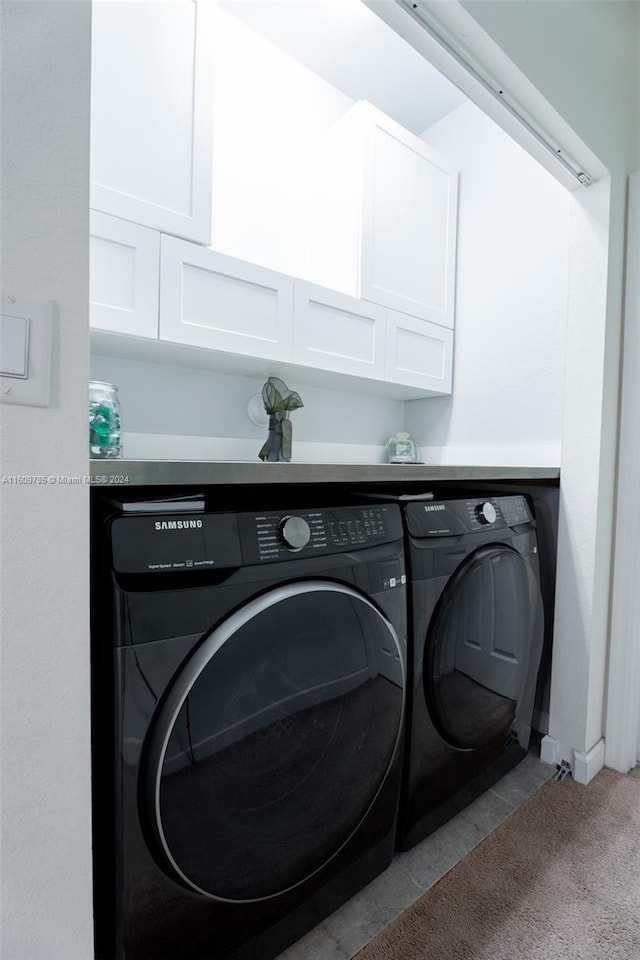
[89,381,122,459]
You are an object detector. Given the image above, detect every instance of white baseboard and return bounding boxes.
[539,736,606,784]
[573,739,605,785]
[540,735,560,766]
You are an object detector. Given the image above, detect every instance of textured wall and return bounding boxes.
[0,2,94,957]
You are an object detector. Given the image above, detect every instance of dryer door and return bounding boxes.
[425,544,539,750]
[142,580,404,903]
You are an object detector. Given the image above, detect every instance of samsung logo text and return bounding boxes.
[424,505,446,512]
[154,519,203,531]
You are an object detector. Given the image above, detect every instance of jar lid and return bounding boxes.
[90,380,119,390]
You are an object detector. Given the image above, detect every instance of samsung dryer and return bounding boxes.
[91,498,407,960]
[397,494,544,851]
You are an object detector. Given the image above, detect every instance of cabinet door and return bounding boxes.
[90,0,215,244]
[385,309,453,394]
[160,236,294,361]
[361,108,458,328]
[293,281,386,379]
[90,211,160,338]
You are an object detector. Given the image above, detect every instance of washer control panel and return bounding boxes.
[110,503,404,573]
[240,504,402,564]
[328,507,387,547]
[253,511,327,561]
[279,515,312,550]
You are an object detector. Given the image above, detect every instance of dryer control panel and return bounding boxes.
[239,504,403,564]
[406,495,534,538]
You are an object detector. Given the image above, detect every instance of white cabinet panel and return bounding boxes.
[311,101,458,328]
[385,309,453,394]
[293,281,385,378]
[91,0,214,243]
[362,114,458,327]
[160,237,294,361]
[90,211,160,338]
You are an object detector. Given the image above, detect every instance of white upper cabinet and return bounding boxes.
[293,281,386,379]
[311,101,458,328]
[385,309,453,394]
[90,211,160,338]
[89,8,458,401]
[160,236,294,362]
[90,0,215,244]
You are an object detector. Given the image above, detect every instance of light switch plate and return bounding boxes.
[0,312,30,378]
[0,294,52,407]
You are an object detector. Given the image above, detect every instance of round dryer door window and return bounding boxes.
[142,581,404,903]
[425,544,537,750]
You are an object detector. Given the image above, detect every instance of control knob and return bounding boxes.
[279,515,311,551]
[476,501,497,525]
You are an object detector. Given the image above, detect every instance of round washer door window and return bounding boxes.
[425,545,539,750]
[142,580,404,903]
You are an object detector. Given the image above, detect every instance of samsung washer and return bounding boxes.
[91,497,407,960]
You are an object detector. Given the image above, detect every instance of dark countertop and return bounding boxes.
[90,460,560,486]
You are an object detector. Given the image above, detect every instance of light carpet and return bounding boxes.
[356,767,640,960]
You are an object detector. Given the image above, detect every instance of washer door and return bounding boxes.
[142,580,404,903]
[425,544,538,750]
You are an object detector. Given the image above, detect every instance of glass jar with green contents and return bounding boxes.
[89,381,122,459]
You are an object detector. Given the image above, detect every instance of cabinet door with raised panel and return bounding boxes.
[385,309,453,395]
[293,281,386,380]
[360,106,458,328]
[90,211,160,338]
[160,236,294,362]
[90,0,215,244]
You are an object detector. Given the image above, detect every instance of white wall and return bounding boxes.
[90,354,405,461]
[0,2,94,959]
[460,0,639,177]
[636,5,640,170]
[405,100,570,467]
[605,171,640,771]
[218,0,467,136]
[454,0,640,778]
[212,8,353,280]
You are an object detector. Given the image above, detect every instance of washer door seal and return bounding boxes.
[424,544,539,750]
[141,580,404,903]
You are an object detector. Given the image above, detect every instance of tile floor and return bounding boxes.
[277,750,556,960]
